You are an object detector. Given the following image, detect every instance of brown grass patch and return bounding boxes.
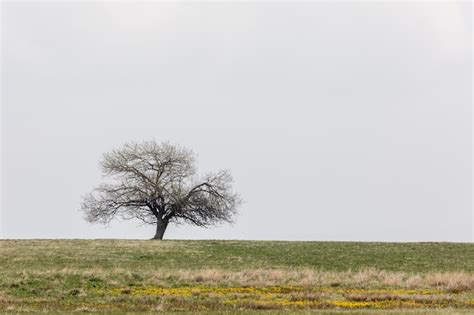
[147,268,474,291]
[8,267,473,291]
[426,273,474,292]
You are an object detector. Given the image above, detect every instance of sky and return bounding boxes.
[1,1,472,241]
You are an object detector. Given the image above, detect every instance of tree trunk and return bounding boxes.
[152,219,169,240]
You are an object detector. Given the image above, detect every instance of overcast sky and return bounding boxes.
[1,1,472,241]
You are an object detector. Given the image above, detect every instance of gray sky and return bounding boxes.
[1,1,472,241]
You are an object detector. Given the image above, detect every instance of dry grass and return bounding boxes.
[425,273,474,292]
[7,267,474,291]
[145,268,474,292]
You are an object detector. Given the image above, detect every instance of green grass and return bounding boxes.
[1,240,472,272]
[0,240,473,313]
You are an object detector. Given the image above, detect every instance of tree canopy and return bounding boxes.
[81,140,241,239]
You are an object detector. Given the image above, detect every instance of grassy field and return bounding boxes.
[0,240,473,313]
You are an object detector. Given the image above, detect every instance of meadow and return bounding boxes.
[0,240,473,313]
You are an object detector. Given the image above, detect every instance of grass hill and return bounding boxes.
[0,240,473,313]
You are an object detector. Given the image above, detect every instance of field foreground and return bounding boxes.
[0,240,473,313]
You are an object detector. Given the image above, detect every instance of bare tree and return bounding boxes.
[81,140,241,239]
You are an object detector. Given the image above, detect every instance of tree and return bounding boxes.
[81,140,241,240]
